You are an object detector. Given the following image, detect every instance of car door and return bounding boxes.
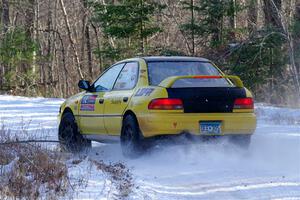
[78,63,125,134]
[103,62,139,135]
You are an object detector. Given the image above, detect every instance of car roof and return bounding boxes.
[114,56,212,66]
[141,56,210,62]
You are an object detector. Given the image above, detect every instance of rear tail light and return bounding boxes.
[148,98,183,110]
[234,98,254,109]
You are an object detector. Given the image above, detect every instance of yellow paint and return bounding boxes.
[159,75,244,88]
[136,112,256,137]
[58,58,257,139]
[79,92,106,134]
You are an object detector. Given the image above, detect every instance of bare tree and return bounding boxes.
[268,0,300,99]
[59,0,84,79]
[248,0,258,34]
[1,0,9,33]
[1,0,10,91]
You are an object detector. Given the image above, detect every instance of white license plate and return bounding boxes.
[200,121,222,134]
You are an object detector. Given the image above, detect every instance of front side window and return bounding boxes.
[148,61,230,87]
[114,62,139,90]
[93,63,124,92]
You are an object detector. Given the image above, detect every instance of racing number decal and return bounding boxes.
[80,95,97,111]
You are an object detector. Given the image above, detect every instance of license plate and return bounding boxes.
[200,121,222,134]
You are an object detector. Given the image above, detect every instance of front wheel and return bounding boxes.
[121,115,144,158]
[58,112,91,152]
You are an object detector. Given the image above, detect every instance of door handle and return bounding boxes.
[123,97,129,102]
[99,99,104,104]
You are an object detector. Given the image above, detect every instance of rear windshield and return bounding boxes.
[148,61,231,87]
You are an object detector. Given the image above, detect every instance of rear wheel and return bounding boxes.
[58,112,91,152]
[229,135,252,148]
[121,115,144,158]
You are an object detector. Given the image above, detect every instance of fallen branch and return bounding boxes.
[0,140,60,145]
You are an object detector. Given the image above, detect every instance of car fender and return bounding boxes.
[58,92,85,122]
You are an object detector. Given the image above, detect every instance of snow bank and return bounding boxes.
[256,103,300,125]
[0,95,299,199]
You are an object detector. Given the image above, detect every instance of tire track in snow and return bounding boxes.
[138,181,300,196]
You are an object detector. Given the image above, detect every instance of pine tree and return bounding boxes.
[90,0,165,63]
[0,28,38,93]
[180,0,241,53]
[228,31,286,102]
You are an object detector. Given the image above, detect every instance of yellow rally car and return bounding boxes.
[58,56,256,157]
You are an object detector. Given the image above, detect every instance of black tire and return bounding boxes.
[121,115,144,158]
[58,112,91,152]
[229,135,252,149]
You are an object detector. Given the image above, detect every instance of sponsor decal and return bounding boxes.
[135,88,154,97]
[80,95,97,111]
[80,104,95,111]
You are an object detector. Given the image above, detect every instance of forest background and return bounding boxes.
[0,0,300,105]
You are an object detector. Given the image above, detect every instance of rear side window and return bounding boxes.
[148,61,230,87]
[114,62,139,90]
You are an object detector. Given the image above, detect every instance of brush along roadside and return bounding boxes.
[0,127,69,199]
[0,126,134,199]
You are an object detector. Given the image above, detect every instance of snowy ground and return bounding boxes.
[0,95,299,199]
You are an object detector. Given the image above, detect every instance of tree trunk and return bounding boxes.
[140,0,145,54]
[1,0,10,91]
[211,0,223,47]
[86,25,93,79]
[2,0,10,33]
[82,0,93,79]
[248,0,258,34]
[32,0,39,88]
[268,0,300,101]
[59,0,84,79]
[229,0,237,42]
[295,0,300,76]
[191,0,195,55]
[91,23,103,72]
[263,0,282,28]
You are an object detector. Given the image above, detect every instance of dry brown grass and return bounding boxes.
[0,125,135,199]
[91,159,134,198]
[0,127,69,199]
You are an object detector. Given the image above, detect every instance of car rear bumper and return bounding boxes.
[137,112,256,138]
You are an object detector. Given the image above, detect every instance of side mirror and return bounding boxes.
[78,80,91,91]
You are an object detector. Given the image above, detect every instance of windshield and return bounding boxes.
[148,61,231,87]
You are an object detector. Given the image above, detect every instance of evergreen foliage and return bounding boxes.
[180,0,243,50]
[228,30,287,103]
[0,0,299,104]
[90,0,165,65]
[0,28,38,92]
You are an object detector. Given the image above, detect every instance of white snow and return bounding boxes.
[0,95,299,199]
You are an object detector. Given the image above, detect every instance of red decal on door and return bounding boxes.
[80,95,97,111]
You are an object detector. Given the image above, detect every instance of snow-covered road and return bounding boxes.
[0,95,299,199]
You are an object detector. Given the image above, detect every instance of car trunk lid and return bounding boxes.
[167,87,246,113]
[159,75,247,113]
